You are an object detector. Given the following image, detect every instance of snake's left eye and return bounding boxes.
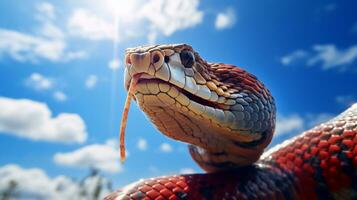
[180,51,195,68]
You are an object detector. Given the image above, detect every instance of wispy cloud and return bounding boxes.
[67,9,115,41]
[53,91,68,102]
[281,44,357,71]
[0,2,86,63]
[179,168,195,174]
[280,50,308,65]
[308,45,357,69]
[275,112,333,138]
[36,2,55,20]
[160,142,173,153]
[336,95,357,107]
[0,164,111,200]
[25,73,53,91]
[0,96,87,143]
[108,58,121,71]
[322,3,336,12]
[53,140,121,173]
[67,0,203,44]
[215,8,236,30]
[275,114,304,136]
[137,138,148,151]
[85,75,98,89]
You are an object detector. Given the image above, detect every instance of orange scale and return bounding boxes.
[342,130,356,138]
[286,153,295,161]
[301,144,309,151]
[342,139,354,149]
[319,150,329,160]
[320,160,328,170]
[328,144,340,153]
[293,157,303,167]
[343,150,353,159]
[303,152,312,160]
[169,195,179,200]
[172,187,183,194]
[146,190,160,199]
[328,135,342,144]
[155,196,165,200]
[310,147,319,155]
[152,184,165,192]
[294,149,303,155]
[317,140,329,149]
[139,185,152,193]
[311,138,320,144]
[159,188,173,198]
[164,182,176,190]
[303,163,315,174]
[176,181,187,189]
[328,156,340,167]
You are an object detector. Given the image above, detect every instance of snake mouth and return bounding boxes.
[136,76,219,109]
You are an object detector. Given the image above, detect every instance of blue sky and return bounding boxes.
[0,0,357,197]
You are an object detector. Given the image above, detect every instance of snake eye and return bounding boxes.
[164,55,170,63]
[180,51,195,68]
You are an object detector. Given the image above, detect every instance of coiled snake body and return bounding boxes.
[106,44,357,200]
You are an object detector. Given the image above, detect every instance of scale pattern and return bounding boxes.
[106,44,357,199]
[106,104,357,199]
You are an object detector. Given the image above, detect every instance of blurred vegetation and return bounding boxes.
[0,168,112,200]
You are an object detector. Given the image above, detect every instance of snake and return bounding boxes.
[105,44,357,200]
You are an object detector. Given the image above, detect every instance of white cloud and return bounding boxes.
[307,44,357,69]
[67,0,203,43]
[36,2,55,20]
[141,0,203,38]
[179,168,195,174]
[0,164,111,200]
[282,44,357,70]
[0,2,86,63]
[137,138,148,151]
[0,29,85,62]
[85,75,98,89]
[67,9,115,41]
[0,97,86,143]
[215,8,236,30]
[275,115,304,136]
[25,73,53,91]
[160,142,173,153]
[53,91,67,102]
[53,142,122,173]
[280,50,308,65]
[275,112,334,138]
[306,113,334,127]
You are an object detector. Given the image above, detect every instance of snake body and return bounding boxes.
[106,44,357,199]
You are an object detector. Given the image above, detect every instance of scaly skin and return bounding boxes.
[106,44,357,199]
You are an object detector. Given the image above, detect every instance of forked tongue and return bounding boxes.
[119,76,139,163]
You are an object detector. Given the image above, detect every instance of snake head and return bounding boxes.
[124,44,276,171]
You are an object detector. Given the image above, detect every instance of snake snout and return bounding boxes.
[125,52,151,74]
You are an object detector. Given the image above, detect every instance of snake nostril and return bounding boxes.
[152,54,160,63]
[125,54,132,65]
[164,55,170,63]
